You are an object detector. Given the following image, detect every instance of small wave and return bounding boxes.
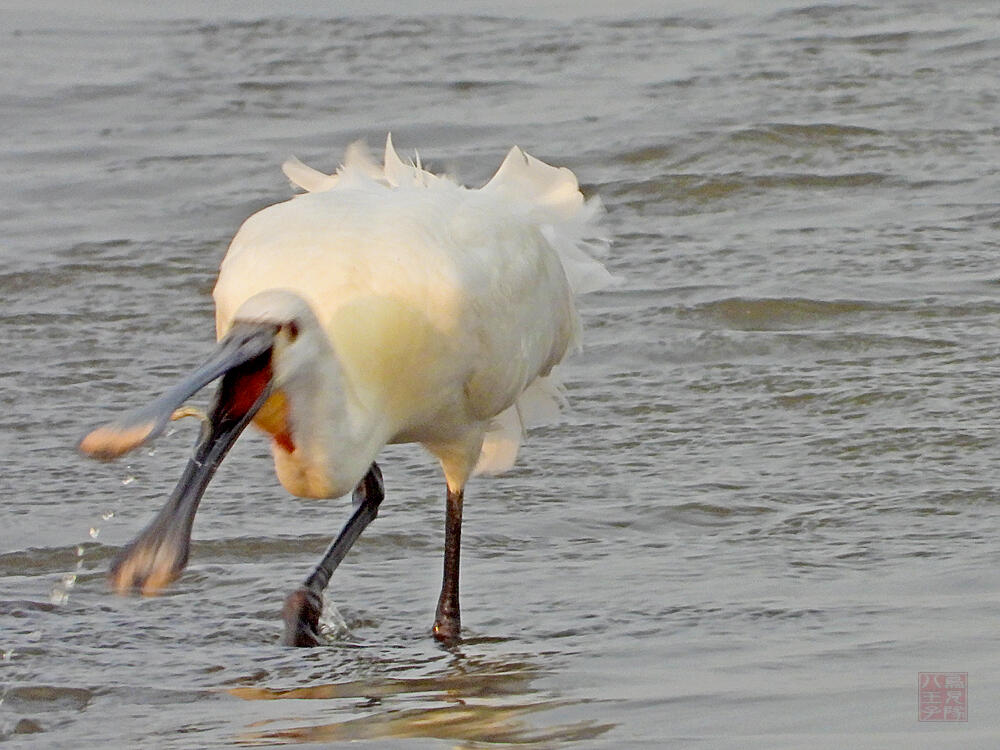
[605,16,717,31]
[616,144,676,165]
[3,685,93,712]
[0,544,108,577]
[613,122,888,179]
[673,294,1000,332]
[786,28,961,48]
[731,122,884,144]
[652,330,959,367]
[189,531,435,564]
[607,171,890,207]
[658,500,777,528]
[933,37,1000,58]
[772,4,872,22]
[679,296,877,330]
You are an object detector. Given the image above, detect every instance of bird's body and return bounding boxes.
[80,137,612,643]
[215,138,608,497]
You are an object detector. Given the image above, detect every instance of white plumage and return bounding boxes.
[80,135,613,643]
[215,135,613,494]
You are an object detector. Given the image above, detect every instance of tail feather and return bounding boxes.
[483,146,617,296]
[342,139,385,182]
[282,156,338,193]
[483,146,583,221]
[383,133,441,188]
[474,375,567,476]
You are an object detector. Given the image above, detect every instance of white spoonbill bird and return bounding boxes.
[79,136,613,645]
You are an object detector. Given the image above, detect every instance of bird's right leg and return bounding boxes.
[432,486,463,643]
[281,463,384,647]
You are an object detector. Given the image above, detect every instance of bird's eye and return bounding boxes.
[286,320,300,341]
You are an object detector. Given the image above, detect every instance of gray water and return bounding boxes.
[3,1,1000,746]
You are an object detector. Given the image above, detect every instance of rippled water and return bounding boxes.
[3,1,1000,746]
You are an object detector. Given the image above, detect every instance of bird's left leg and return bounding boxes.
[281,463,384,647]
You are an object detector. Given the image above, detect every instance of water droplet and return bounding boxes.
[62,573,77,589]
[102,510,115,521]
[49,587,68,605]
[146,447,157,457]
[319,599,351,640]
[89,527,100,539]
[1,649,14,661]
[121,475,135,486]
[76,545,85,557]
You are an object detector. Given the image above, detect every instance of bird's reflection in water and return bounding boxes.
[230,651,614,745]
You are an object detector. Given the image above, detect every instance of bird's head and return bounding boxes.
[225,289,327,395]
[78,289,333,593]
[79,289,325,462]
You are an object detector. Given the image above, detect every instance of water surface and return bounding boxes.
[3,1,1000,746]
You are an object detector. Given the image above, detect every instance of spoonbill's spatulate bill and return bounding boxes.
[80,136,614,645]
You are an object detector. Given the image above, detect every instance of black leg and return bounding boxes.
[281,463,384,647]
[432,486,463,643]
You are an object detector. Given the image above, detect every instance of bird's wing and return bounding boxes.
[462,149,616,474]
[224,139,615,477]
